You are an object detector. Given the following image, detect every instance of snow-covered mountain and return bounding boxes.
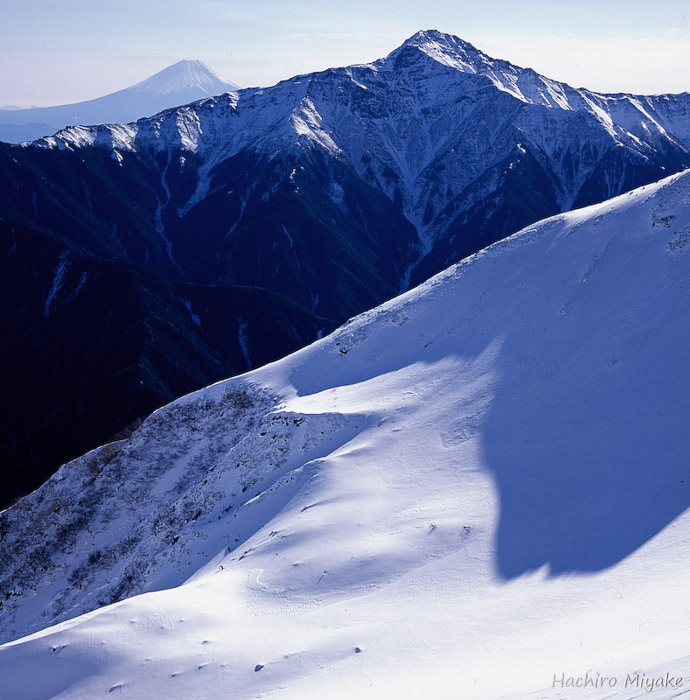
[0,60,239,143]
[30,30,690,281]
[2,28,690,510]
[1,169,689,698]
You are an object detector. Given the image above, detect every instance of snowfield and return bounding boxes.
[1,170,690,698]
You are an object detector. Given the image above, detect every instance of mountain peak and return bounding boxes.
[403,29,485,56]
[130,59,239,96]
[387,29,495,74]
[404,29,474,49]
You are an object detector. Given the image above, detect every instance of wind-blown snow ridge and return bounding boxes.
[1,170,689,698]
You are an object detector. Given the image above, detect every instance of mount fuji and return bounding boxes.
[1,29,690,508]
[1,168,689,698]
[0,60,239,143]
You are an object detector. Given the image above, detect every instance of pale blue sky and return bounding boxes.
[2,0,689,107]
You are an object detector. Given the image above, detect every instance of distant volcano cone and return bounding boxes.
[0,60,239,142]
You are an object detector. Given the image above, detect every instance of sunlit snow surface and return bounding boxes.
[1,171,690,698]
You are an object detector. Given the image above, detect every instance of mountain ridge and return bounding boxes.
[41,29,690,247]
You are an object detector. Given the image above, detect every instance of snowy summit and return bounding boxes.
[126,60,239,97]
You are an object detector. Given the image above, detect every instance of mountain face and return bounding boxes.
[0,60,239,143]
[1,171,689,698]
[2,29,690,507]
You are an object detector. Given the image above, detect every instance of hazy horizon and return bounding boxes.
[2,0,689,108]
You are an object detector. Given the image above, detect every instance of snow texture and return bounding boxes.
[1,169,690,698]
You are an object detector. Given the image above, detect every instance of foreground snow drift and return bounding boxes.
[1,171,690,698]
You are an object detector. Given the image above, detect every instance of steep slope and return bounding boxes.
[2,29,690,506]
[1,171,689,698]
[0,60,239,143]
[0,212,332,504]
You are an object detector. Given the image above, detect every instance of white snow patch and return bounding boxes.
[43,251,70,317]
[183,298,201,327]
[238,320,251,367]
[282,225,302,277]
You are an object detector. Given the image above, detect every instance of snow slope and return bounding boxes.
[1,171,690,698]
[0,60,238,143]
